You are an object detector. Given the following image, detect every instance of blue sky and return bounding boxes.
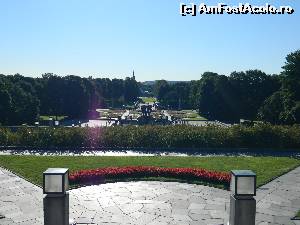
[0,0,299,81]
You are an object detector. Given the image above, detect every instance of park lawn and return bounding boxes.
[39,115,68,121]
[140,97,157,103]
[0,156,299,188]
[182,117,207,121]
[183,110,207,120]
[296,210,300,218]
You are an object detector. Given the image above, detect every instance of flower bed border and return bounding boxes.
[69,166,231,189]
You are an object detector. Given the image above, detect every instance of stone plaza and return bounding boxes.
[0,166,300,225]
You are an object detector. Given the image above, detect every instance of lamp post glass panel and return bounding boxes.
[43,168,69,194]
[230,170,256,196]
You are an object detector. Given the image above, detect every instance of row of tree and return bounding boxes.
[1,50,299,125]
[0,74,140,125]
[152,50,300,124]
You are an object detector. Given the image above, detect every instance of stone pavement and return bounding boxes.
[255,166,300,225]
[69,181,229,225]
[0,168,43,225]
[0,166,300,225]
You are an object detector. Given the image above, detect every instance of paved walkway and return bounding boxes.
[0,166,300,225]
[0,168,43,225]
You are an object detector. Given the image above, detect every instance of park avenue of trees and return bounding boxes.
[0,49,299,125]
[0,74,140,125]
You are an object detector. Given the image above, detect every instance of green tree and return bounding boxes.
[258,91,294,124]
[198,73,238,121]
[124,77,139,104]
[230,70,280,120]
[153,80,170,101]
[0,82,12,124]
[281,50,300,100]
[258,50,300,124]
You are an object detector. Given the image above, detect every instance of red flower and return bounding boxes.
[69,166,231,187]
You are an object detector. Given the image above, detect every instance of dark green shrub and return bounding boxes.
[0,124,299,150]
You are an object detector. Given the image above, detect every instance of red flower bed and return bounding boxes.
[69,166,231,187]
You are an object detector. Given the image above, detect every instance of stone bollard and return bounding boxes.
[228,170,256,225]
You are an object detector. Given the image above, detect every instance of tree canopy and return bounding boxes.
[153,50,300,124]
[0,74,140,125]
[258,50,300,124]
[1,49,300,125]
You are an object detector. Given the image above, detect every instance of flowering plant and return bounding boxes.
[69,166,230,187]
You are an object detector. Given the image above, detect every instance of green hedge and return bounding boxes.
[0,124,300,149]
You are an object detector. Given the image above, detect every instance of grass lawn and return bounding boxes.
[182,117,207,121]
[140,97,157,103]
[183,110,207,120]
[296,210,300,218]
[0,155,299,188]
[39,115,68,121]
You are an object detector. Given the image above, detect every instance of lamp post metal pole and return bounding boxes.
[229,170,256,225]
[43,168,74,225]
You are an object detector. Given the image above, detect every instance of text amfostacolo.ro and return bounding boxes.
[180,2,295,16]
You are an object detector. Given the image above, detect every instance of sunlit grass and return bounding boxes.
[140,97,157,103]
[39,115,68,121]
[0,155,299,188]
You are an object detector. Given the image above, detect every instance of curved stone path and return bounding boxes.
[0,166,300,225]
[70,182,229,225]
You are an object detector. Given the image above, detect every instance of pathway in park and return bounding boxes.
[0,166,300,225]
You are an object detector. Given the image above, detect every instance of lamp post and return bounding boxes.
[229,170,256,225]
[43,168,75,225]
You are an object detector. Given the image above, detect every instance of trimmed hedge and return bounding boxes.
[0,124,300,149]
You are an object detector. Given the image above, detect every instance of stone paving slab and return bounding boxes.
[1,166,300,225]
[69,181,229,225]
[0,168,43,225]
